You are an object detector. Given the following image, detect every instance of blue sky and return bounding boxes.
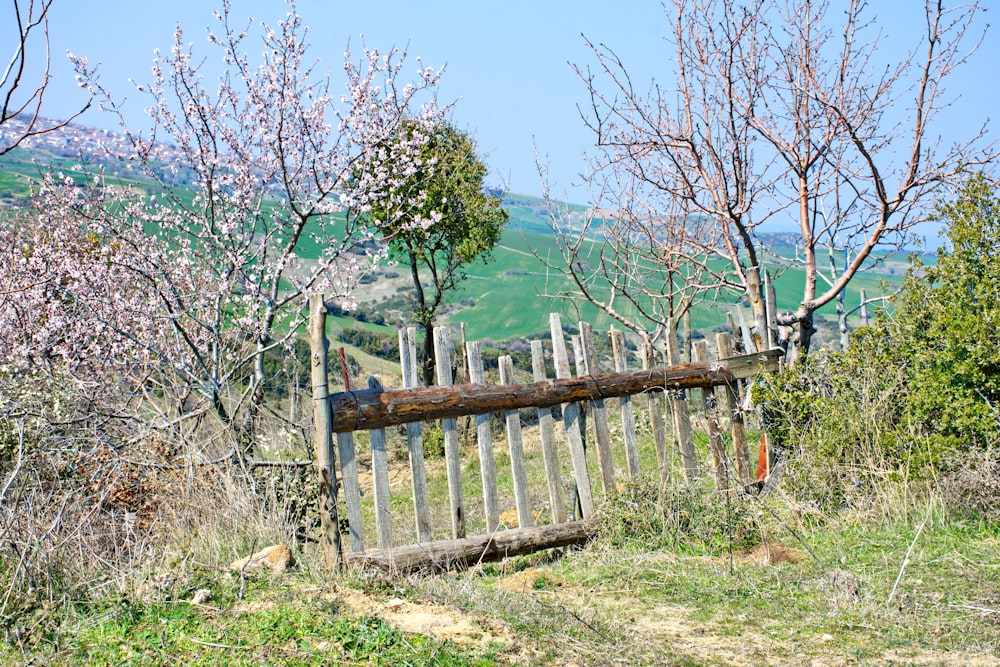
[13,1,1000,223]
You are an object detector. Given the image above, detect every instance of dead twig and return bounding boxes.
[887,514,928,606]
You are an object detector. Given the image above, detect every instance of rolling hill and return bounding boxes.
[1,118,905,349]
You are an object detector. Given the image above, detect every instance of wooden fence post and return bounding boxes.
[580,322,616,496]
[550,314,595,519]
[466,341,500,533]
[716,332,751,485]
[643,342,670,489]
[610,329,640,479]
[693,341,728,490]
[434,326,466,539]
[735,308,756,354]
[499,356,534,528]
[531,340,566,525]
[307,294,343,569]
[399,328,432,543]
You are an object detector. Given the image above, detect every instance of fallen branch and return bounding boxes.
[346,520,598,573]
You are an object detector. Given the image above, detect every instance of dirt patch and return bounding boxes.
[498,567,567,593]
[744,542,805,565]
[485,567,999,667]
[332,585,543,664]
[880,649,1000,666]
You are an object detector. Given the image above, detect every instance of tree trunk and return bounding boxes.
[795,305,817,359]
[420,320,436,387]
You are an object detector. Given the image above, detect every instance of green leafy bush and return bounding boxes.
[761,175,1000,511]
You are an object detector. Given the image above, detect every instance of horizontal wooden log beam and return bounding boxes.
[345,520,598,573]
[329,348,782,433]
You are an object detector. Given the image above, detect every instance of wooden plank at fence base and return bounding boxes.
[326,349,782,433]
[308,293,342,569]
[345,520,598,573]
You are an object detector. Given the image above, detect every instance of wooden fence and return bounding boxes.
[308,294,782,572]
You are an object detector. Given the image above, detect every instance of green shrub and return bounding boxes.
[890,175,1000,455]
[421,422,446,458]
[339,325,400,360]
[760,175,1000,513]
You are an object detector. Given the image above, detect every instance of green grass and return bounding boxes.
[407,489,998,666]
[9,583,504,666]
[3,376,996,667]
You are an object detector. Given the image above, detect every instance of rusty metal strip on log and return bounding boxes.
[329,348,783,433]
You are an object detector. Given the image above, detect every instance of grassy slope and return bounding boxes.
[1,150,902,346]
[8,408,995,667]
[447,213,899,341]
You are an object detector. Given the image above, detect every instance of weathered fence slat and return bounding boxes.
[466,341,500,533]
[581,322,616,496]
[434,326,465,539]
[736,307,757,354]
[764,269,778,350]
[694,341,728,490]
[550,314,596,519]
[531,340,566,525]
[570,334,589,511]
[399,328,432,543]
[610,329,640,479]
[672,395,698,481]
[716,333,752,485]
[308,294,342,568]
[367,376,394,550]
[499,356,534,528]
[643,343,670,488]
[337,431,364,553]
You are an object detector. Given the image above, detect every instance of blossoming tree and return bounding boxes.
[15,2,446,454]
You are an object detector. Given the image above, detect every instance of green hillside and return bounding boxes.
[1,141,903,347]
[445,226,897,342]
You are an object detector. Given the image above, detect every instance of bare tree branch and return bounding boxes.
[1,0,90,157]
